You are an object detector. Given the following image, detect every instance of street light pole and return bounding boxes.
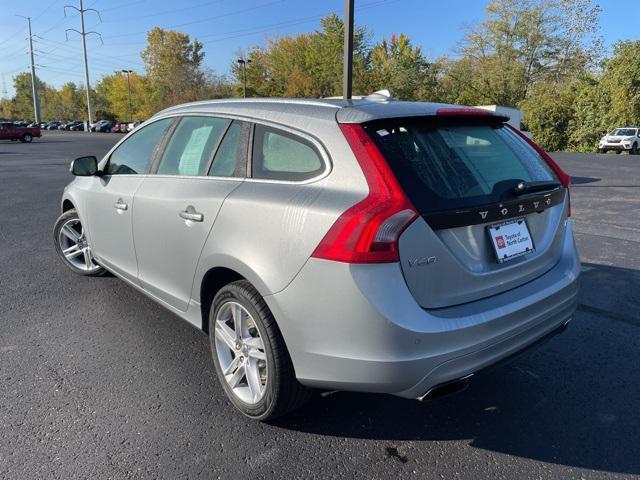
[121,69,133,123]
[343,0,354,100]
[237,58,251,98]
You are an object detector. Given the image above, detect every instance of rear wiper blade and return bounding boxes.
[513,180,561,196]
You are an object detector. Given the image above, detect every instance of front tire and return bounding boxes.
[209,280,311,421]
[631,143,638,155]
[53,209,106,276]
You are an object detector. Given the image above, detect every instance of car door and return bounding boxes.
[85,118,174,283]
[132,116,249,311]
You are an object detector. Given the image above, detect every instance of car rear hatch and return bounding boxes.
[363,113,570,309]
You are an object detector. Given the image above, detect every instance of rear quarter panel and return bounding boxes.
[191,118,369,301]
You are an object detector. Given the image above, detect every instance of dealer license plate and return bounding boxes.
[487,218,535,263]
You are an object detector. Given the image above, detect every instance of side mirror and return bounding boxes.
[70,156,98,176]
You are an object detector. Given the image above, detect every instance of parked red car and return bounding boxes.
[0,122,42,142]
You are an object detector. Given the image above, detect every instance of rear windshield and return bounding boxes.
[365,118,557,213]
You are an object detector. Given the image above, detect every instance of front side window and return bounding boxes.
[156,116,229,176]
[252,125,324,181]
[107,118,173,175]
[367,119,557,213]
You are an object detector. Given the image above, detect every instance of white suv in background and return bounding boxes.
[598,127,640,154]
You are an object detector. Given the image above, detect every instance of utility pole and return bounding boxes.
[121,69,133,122]
[236,58,251,98]
[1,73,7,100]
[16,15,41,123]
[64,0,102,131]
[343,0,354,100]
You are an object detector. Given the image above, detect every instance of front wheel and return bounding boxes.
[631,143,638,155]
[53,209,106,276]
[21,133,32,143]
[209,280,312,421]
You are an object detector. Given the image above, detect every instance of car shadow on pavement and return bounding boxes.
[571,176,601,185]
[273,262,640,475]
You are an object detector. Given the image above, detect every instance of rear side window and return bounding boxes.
[107,118,173,175]
[157,116,229,176]
[252,124,323,181]
[209,120,246,177]
[366,119,556,213]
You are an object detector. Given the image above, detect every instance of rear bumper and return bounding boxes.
[265,220,580,398]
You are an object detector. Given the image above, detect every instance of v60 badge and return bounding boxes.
[407,256,437,268]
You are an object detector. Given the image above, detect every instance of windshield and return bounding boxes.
[611,129,636,136]
[366,119,557,214]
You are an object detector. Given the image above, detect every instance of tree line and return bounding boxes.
[2,0,639,152]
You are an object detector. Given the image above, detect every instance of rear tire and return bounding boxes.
[209,280,312,421]
[21,133,32,143]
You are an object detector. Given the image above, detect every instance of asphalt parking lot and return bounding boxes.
[1,131,639,479]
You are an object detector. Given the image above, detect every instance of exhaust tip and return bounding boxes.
[559,317,572,333]
[418,373,474,402]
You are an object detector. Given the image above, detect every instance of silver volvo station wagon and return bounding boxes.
[54,97,579,420]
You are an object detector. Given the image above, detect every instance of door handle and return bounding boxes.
[179,206,204,222]
[113,199,128,211]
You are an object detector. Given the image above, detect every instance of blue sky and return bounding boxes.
[1,0,638,97]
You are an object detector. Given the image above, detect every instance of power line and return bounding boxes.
[100,0,148,13]
[33,0,63,21]
[101,0,223,22]
[103,0,284,39]
[0,26,27,48]
[35,37,144,70]
[38,0,98,36]
[6,0,399,94]
[103,0,396,47]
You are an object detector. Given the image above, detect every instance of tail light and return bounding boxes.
[506,125,572,217]
[311,124,418,263]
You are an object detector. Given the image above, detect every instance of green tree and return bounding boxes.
[57,82,85,120]
[368,33,437,100]
[8,72,44,120]
[447,0,602,107]
[520,81,577,151]
[567,76,609,150]
[95,72,150,121]
[141,27,207,112]
[231,14,370,98]
[599,41,640,128]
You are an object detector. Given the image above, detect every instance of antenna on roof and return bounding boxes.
[343,0,354,100]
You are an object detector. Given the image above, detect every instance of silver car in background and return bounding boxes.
[54,98,579,420]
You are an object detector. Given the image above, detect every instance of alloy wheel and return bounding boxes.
[57,218,101,272]
[214,301,268,405]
